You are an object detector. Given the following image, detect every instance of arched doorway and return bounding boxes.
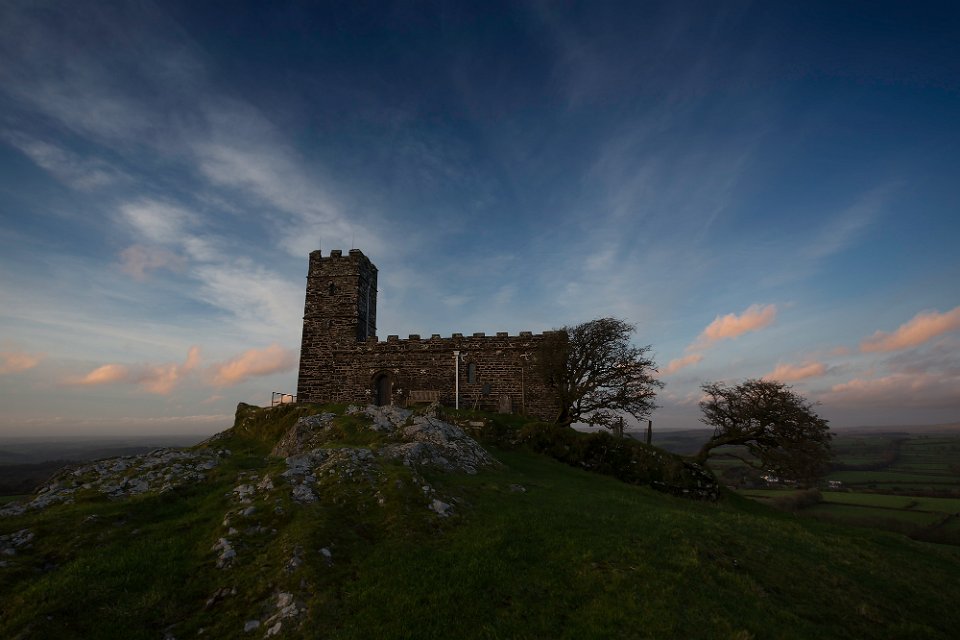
[373,372,393,406]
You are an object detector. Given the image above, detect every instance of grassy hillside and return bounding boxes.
[1,405,959,639]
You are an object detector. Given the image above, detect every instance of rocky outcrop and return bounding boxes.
[0,528,34,567]
[270,413,337,457]
[0,447,228,518]
[379,414,495,474]
[274,404,497,475]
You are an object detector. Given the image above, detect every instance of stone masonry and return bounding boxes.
[296,249,559,420]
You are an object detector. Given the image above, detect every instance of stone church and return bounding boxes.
[296,249,559,420]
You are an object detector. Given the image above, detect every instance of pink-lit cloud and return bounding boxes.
[822,371,960,409]
[69,347,200,394]
[693,303,777,348]
[861,306,960,353]
[209,344,296,386]
[74,363,131,386]
[762,361,828,382]
[138,346,201,394]
[119,244,187,280]
[0,349,43,374]
[661,353,704,376]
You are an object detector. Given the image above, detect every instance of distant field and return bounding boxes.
[740,431,960,545]
[824,432,960,495]
[821,491,960,512]
[739,484,960,545]
[831,434,899,464]
[826,470,959,485]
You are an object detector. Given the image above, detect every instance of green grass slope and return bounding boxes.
[1,406,958,639]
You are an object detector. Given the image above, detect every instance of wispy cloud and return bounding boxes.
[1,0,371,256]
[115,197,302,338]
[0,348,44,374]
[694,304,777,349]
[73,363,131,386]
[661,353,703,376]
[802,188,889,261]
[119,200,195,247]
[208,344,297,387]
[658,304,778,381]
[191,262,303,339]
[762,361,828,382]
[118,244,186,280]
[861,306,960,353]
[68,347,200,395]
[2,132,125,189]
[823,371,960,409]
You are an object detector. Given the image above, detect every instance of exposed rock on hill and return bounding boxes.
[272,404,496,474]
[0,447,227,518]
[1,404,495,524]
[270,412,337,457]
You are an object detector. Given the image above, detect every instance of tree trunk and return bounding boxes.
[693,443,714,466]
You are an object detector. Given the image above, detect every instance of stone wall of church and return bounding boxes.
[337,332,558,419]
[296,249,560,421]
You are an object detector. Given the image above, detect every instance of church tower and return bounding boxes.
[296,249,378,402]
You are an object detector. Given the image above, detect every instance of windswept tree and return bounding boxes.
[538,318,663,430]
[694,379,832,486]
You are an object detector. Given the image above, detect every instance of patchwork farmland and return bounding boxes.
[740,429,960,546]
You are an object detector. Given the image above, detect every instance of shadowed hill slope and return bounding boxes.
[1,403,958,639]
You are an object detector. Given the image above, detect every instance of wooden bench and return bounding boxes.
[407,390,441,405]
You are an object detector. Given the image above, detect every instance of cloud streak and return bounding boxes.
[2,132,126,190]
[661,353,703,376]
[118,244,186,280]
[762,361,827,382]
[69,347,200,395]
[695,304,777,348]
[823,371,960,409]
[208,344,297,387]
[0,349,44,374]
[861,306,960,353]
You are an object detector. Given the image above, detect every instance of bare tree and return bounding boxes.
[694,379,832,485]
[538,318,663,430]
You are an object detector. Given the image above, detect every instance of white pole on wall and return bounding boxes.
[453,350,460,409]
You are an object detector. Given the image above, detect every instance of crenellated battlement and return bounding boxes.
[364,330,559,344]
[310,248,370,260]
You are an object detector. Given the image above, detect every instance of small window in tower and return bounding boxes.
[328,283,337,296]
[467,362,477,384]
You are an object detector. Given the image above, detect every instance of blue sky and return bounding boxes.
[1,1,958,436]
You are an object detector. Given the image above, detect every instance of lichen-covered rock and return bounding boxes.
[291,484,317,503]
[429,498,452,517]
[212,537,236,569]
[275,405,496,475]
[379,415,496,474]
[271,413,337,457]
[347,403,414,427]
[364,405,412,432]
[0,528,34,558]
[0,448,228,518]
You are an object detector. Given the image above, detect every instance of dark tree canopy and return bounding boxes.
[695,379,832,485]
[538,318,663,429]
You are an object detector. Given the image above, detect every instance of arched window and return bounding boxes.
[467,362,477,384]
[328,282,337,296]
